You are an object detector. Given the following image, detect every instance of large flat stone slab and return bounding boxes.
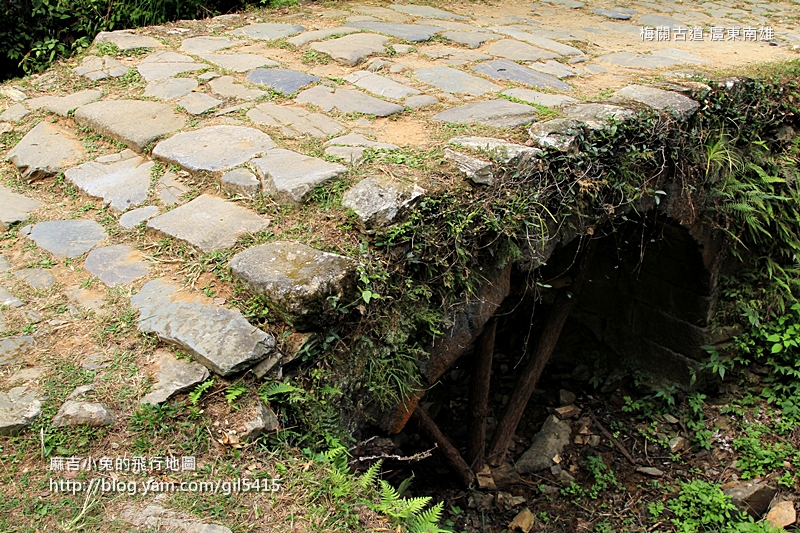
[502,88,577,107]
[137,51,204,81]
[146,195,269,253]
[449,136,541,164]
[229,242,357,330]
[28,220,107,258]
[529,60,579,79]
[140,349,210,405]
[208,76,267,100]
[246,103,345,138]
[0,287,23,308]
[7,122,85,181]
[342,175,424,230]
[25,89,103,116]
[345,22,441,41]
[344,71,420,99]
[177,92,222,115]
[180,36,235,54]
[0,187,41,229]
[247,68,319,94]
[295,86,403,117]
[252,148,346,205]
[94,30,162,50]
[0,387,41,436]
[120,206,159,228]
[596,49,703,69]
[132,279,275,375]
[74,56,129,80]
[490,26,584,56]
[352,5,412,22]
[152,125,275,173]
[0,337,34,366]
[415,66,501,95]
[419,46,492,66]
[199,53,278,72]
[74,100,186,152]
[391,5,468,19]
[324,133,400,163]
[230,23,305,40]
[143,78,198,100]
[614,84,699,118]
[473,60,571,91]
[13,269,55,290]
[432,99,538,127]
[442,31,497,48]
[0,104,28,122]
[65,152,152,212]
[84,245,150,286]
[310,33,389,66]
[562,103,635,126]
[488,39,561,61]
[287,26,360,46]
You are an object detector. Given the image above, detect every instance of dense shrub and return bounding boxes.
[0,0,247,80]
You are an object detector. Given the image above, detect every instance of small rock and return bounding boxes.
[558,470,575,483]
[554,405,581,419]
[765,501,796,529]
[516,415,571,473]
[491,462,521,489]
[495,491,525,512]
[119,206,159,228]
[0,387,42,435]
[444,149,493,185]
[221,168,261,198]
[120,503,232,533]
[559,389,577,406]
[67,384,95,400]
[140,350,209,405]
[0,104,29,122]
[668,436,685,453]
[723,481,778,518]
[239,401,280,440]
[51,400,115,427]
[636,466,664,477]
[588,435,601,447]
[7,122,85,181]
[508,508,535,533]
[13,268,55,290]
[476,465,497,490]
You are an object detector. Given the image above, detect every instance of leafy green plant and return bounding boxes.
[668,480,736,533]
[188,379,214,405]
[224,385,247,405]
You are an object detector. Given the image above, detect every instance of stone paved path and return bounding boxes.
[0,0,797,524]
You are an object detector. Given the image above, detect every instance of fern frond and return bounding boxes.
[357,460,382,489]
[406,502,445,533]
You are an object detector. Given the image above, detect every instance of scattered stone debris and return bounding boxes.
[0,387,42,436]
[51,400,115,427]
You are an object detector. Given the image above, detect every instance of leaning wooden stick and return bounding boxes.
[411,407,476,487]
[467,316,497,472]
[487,238,598,466]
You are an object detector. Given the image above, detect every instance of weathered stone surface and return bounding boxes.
[180,36,235,54]
[488,39,560,62]
[287,26,359,46]
[157,172,189,205]
[152,125,275,173]
[765,501,796,529]
[95,30,162,50]
[222,168,261,198]
[131,279,275,375]
[177,92,222,114]
[0,104,28,122]
[0,87,26,101]
[8,366,44,384]
[432,99,537,127]
[240,400,280,440]
[0,255,8,272]
[590,8,631,19]
[636,466,665,477]
[7,122,85,181]
[26,89,103,117]
[208,76,266,100]
[295,86,403,117]
[84,245,150,286]
[144,78,198,100]
[352,5,411,22]
[442,31,496,48]
[501,88,577,107]
[229,242,357,329]
[74,56,129,80]
[252,148,346,205]
[344,71,420,99]
[311,33,389,66]
[230,23,304,40]
[528,118,581,150]
[140,349,210,405]
[247,103,345,138]
[445,149,494,184]
[596,49,704,69]
[65,287,105,312]
[121,504,233,533]
[419,46,492,66]
[563,103,635,126]
[13,269,55,290]
[0,187,41,229]
[723,481,777,518]
[449,136,540,165]
[51,400,114,427]
[415,66,501,95]
[0,336,33,366]
[343,175,424,229]
[324,133,399,163]
[543,0,584,7]
[406,95,438,108]
[473,60,571,91]
[490,27,584,56]
[28,220,107,258]
[74,100,186,152]
[639,14,686,27]
[390,4,467,19]
[65,154,152,213]
[614,84,699,118]
[137,51,203,81]
[247,68,319,94]
[147,195,268,252]
[345,22,441,41]
[0,287,23,309]
[119,206,159,228]
[199,53,278,72]
[0,387,41,436]
[516,415,571,473]
[529,60,579,79]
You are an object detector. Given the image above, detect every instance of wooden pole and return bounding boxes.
[467,317,497,472]
[411,407,476,487]
[486,238,597,466]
